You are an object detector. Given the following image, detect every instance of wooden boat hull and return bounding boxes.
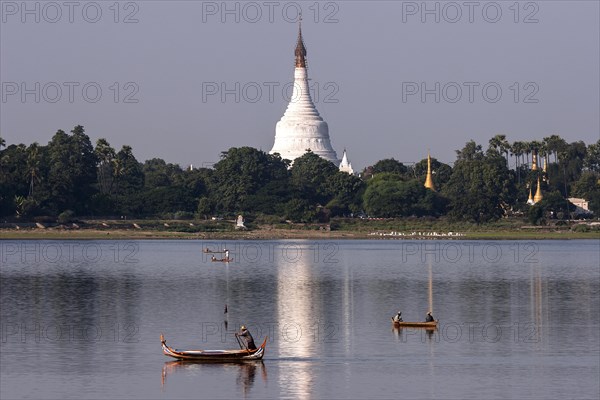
[392,320,438,329]
[211,258,233,262]
[161,335,267,362]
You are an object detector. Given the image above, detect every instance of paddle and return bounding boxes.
[235,334,248,350]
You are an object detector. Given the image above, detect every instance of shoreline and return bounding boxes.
[1,228,598,241]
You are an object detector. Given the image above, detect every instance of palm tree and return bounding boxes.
[530,140,543,170]
[544,134,567,164]
[26,143,40,198]
[511,141,526,183]
[0,136,5,150]
[523,141,532,168]
[95,138,116,195]
[489,134,510,162]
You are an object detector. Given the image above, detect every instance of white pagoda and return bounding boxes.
[339,149,354,174]
[269,22,339,165]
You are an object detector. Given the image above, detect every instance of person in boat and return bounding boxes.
[425,311,434,322]
[211,255,216,261]
[392,311,403,322]
[236,325,257,350]
[224,249,230,260]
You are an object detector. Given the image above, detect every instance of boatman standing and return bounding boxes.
[236,325,257,350]
[425,311,434,322]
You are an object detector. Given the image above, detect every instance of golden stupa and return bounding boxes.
[533,176,544,203]
[424,151,435,191]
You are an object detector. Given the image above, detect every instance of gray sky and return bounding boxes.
[1,1,599,170]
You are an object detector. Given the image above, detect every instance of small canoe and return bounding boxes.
[161,334,267,362]
[211,258,233,262]
[203,249,226,253]
[392,320,438,329]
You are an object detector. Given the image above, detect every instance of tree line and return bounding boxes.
[1,127,598,223]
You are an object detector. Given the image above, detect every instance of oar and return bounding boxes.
[235,334,247,350]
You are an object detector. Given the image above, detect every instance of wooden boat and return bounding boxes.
[392,319,438,329]
[211,257,233,262]
[160,334,267,362]
[203,249,226,254]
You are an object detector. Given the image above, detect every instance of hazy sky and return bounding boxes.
[1,1,599,170]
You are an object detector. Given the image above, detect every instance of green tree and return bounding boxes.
[46,126,97,214]
[584,139,600,172]
[324,172,365,216]
[212,147,290,214]
[284,198,316,223]
[95,138,117,196]
[543,134,567,164]
[488,134,511,163]
[371,158,408,176]
[511,141,527,183]
[289,151,338,207]
[572,171,600,214]
[113,145,144,214]
[363,174,447,217]
[0,143,28,216]
[444,141,516,222]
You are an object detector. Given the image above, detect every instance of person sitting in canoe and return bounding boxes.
[211,255,216,261]
[236,325,257,350]
[425,311,434,322]
[392,311,403,322]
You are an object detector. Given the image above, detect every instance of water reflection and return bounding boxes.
[392,326,436,341]
[1,240,598,400]
[161,361,267,396]
[530,261,544,347]
[276,243,319,399]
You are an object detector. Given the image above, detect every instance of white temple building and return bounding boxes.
[269,22,340,165]
[339,149,354,174]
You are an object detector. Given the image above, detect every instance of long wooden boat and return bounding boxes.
[211,257,233,262]
[392,320,438,329]
[161,334,267,361]
[203,249,226,254]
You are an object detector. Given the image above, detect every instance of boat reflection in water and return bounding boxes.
[392,324,436,342]
[161,360,267,396]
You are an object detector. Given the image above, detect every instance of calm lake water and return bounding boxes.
[1,239,599,399]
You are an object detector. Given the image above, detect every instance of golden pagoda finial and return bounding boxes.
[532,150,538,171]
[424,150,436,191]
[294,15,307,68]
[527,185,534,205]
[533,175,543,203]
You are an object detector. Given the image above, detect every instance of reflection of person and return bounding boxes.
[236,325,257,350]
[237,363,257,397]
[392,311,403,322]
[425,311,434,322]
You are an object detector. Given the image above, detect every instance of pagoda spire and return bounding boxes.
[424,150,436,191]
[339,148,354,174]
[295,16,307,68]
[270,21,338,165]
[527,185,534,205]
[533,175,544,203]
